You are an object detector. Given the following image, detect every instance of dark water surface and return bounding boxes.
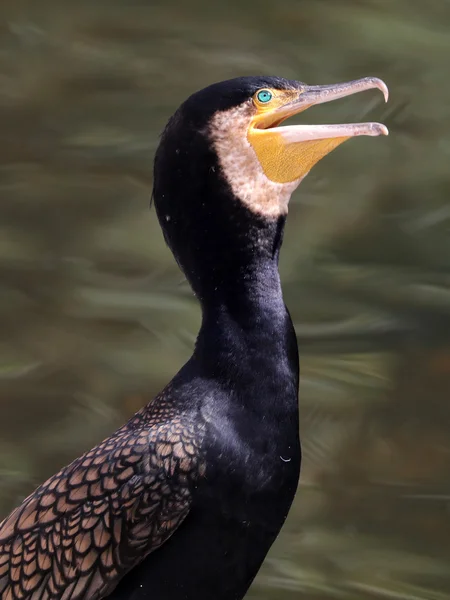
[1,0,450,598]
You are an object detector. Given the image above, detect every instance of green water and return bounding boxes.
[1,0,450,598]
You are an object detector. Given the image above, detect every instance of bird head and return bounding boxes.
[153,76,388,297]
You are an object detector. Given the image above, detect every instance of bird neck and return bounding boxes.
[152,124,299,403]
[199,255,285,331]
[193,254,299,412]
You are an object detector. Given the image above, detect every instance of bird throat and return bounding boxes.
[209,104,302,219]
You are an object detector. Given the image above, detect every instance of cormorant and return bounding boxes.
[0,75,388,600]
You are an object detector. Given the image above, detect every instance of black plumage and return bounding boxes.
[0,75,388,600]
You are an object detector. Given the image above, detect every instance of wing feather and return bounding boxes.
[0,405,204,600]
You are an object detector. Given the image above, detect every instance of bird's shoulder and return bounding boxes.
[0,390,206,600]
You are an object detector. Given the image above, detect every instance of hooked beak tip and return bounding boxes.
[369,77,389,103]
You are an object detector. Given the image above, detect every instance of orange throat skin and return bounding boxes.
[248,128,349,184]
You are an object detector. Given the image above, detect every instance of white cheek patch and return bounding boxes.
[209,104,301,219]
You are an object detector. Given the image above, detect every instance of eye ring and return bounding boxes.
[256,89,273,103]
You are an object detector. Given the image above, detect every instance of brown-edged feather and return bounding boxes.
[0,394,205,600]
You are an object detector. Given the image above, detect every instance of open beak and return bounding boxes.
[248,77,389,184]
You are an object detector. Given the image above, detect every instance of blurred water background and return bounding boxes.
[1,0,450,598]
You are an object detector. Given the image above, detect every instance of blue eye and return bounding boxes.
[257,90,273,103]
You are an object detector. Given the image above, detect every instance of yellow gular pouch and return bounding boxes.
[247,81,388,185]
[249,128,349,184]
